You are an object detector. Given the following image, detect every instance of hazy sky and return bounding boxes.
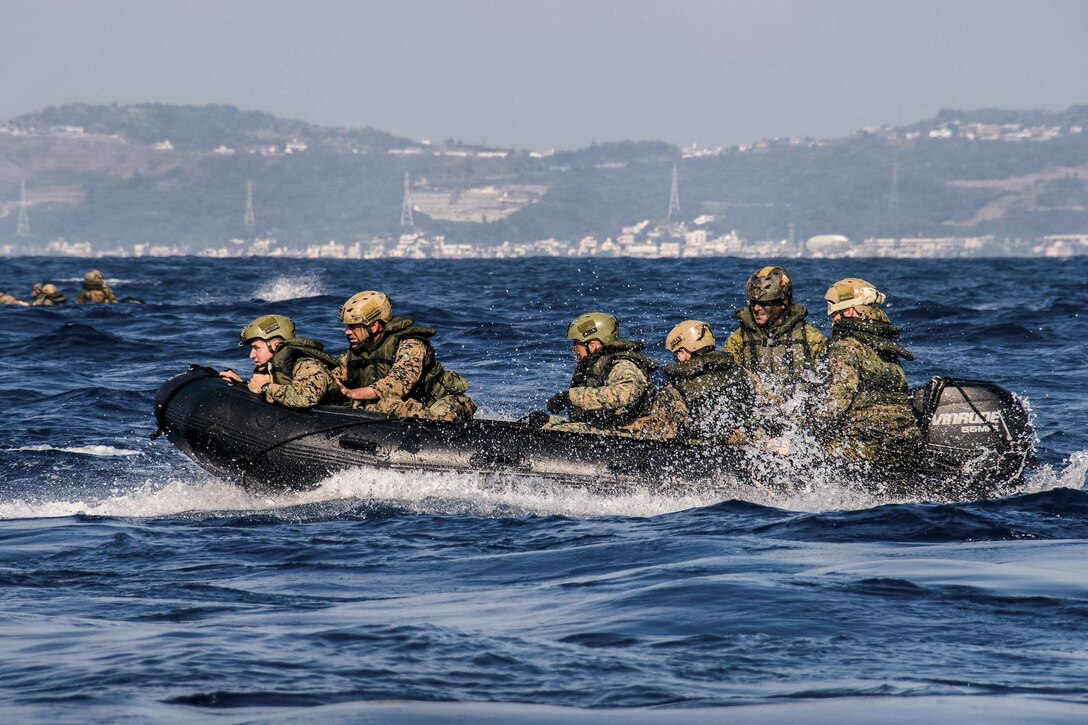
[3,0,1087,150]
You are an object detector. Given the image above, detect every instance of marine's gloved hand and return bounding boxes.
[546,391,570,414]
[526,411,551,429]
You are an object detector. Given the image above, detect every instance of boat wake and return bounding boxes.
[1,450,1084,522]
[7,444,143,457]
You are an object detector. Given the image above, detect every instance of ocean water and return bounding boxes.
[1,255,1086,722]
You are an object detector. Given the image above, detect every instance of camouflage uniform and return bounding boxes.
[811,313,921,464]
[618,385,689,440]
[721,304,826,388]
[544,346,654,434]
[335,320,476,422]
[76,281,118,304]
[621,350,755,442]
[263,338,341,409]
[32,286,67,306]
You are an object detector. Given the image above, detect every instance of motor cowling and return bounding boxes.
[912,376,1035,481]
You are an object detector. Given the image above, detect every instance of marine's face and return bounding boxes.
[751,300,786,327]
[249,340,275,366]
[830,307,859,322]
[345,322,381,348]
[675,349,693,362]
[572,339,601,362]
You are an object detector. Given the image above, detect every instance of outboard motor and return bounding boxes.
[912,377,1035,485]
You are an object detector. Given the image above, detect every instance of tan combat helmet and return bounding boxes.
[85,269,104,283]
[42,283,58,295]
[239,314,295,346]
[665,320,716,353]
[31,282,43,296]
[746,266,793,304]
[566,312,619,345]
[825,278,887,318]
[339,291,392,325]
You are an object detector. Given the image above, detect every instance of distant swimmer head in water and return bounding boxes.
[339,291,392,350]
[746,265,793,328]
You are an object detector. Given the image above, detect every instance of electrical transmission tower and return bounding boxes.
[886,151,901,233]
[886,106,902,235]
[16,179,30,237]
[400,171,414,228]
[243,180,255,227]
[667,163,681,222]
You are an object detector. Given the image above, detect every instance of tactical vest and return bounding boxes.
[733,304,817,382]
[342,317,451,405]
[568,342,656,428]
[78,281,113,304]
[828,318,915,412]
[665,350,753,427]
[46,292,67,306]
[269,338,341,387]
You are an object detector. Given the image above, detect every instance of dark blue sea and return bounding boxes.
[1,255,1087,723]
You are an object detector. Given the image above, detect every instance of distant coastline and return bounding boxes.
[4,103,1088,256]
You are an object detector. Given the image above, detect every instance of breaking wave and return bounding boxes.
[253,273,326,301]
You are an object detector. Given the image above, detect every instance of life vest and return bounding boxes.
[568,342,656,428]
[269,338,341,387]
[664,350,753,429]
[732,304,819,381]
[826,317,915,411]
[78,281,114,304]
[342,317,453,405]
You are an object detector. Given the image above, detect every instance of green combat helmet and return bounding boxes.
[665,320,716,353]
[339,291,392,325]
[566,312,619,345]
[746,266,793,304]
[85,269,104,283]
[825,278,887,319]
[239,314,296,346]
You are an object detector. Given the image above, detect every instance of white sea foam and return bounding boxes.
[253,273,325,301]
[1021,450,1088,494]
[10,445,142,457]
[0,476,261,520]
[2,448,1083,522]
[306,467,726,518]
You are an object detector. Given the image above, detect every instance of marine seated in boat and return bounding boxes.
[621,320,755,443]
[333,291,477,422]
[219,314,342,408]
[532,312,657,434]
[807,278,922,466]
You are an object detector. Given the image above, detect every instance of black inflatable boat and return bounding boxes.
[152,366,1035,501]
